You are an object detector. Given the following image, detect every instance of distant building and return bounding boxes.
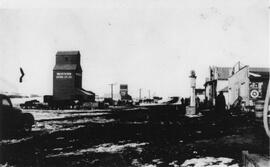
[204,66,232,105]
[195,88,205,102]
[103,93,121,100]
[120,84,128,98]
[119,84,132,101]
[53,51,95,102]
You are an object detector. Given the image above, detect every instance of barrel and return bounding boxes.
[255,100,264,118]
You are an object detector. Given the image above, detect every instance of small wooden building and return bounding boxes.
[204,66,232,105]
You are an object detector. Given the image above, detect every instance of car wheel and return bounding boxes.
[23,124,32,132]
[22,113,34,133]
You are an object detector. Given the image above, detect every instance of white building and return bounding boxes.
[228,65,269,107]
[204,66,232,106]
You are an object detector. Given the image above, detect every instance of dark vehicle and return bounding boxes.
[20,99,48,109]
[0,94,35,134]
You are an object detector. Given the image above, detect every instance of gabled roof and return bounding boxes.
[215,67,232,80]
[249,67,269,78]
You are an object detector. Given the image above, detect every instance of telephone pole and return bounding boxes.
[108,83,116,100]
[139,88,142,100]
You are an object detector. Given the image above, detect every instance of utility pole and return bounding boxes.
[109,83,116,100]
[139,88,142,100]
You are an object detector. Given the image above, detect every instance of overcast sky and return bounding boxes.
[0,0,269,98]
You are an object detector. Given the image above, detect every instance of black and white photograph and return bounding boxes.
[0,0,269,166]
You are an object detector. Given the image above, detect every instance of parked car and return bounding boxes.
[20,99,48,109]
[0,94,35,134]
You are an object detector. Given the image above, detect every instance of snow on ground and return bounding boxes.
[82,142,148,153]
[0,136,33,145]
[141,164,157,167]
[23,110,66,121]
[180,157,239,167]
[0,163,15,167]
[46,142,149,158]
[131,159,159,167]
[1,108,114,144]
[31,117,115,132]
[23,109,109,121]
[19,109,114,132]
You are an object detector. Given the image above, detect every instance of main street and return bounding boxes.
[0,108,268,166]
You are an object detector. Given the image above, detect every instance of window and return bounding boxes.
[65,57,68,61]
[2,98,11,106]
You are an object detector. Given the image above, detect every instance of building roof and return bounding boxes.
[53,64,78,71]
[219,86,228,92]
[76,88,95,96]
[204,79,216,87]
[214,67,232,80]
[250,67,270,72]
[195,88,205,94]
[56,51,80,56]
[195,88,205,92]
[249,67,269,78]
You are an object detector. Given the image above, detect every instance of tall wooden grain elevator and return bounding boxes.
[53,51,95,102]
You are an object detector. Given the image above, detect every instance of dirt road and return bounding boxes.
[0,109,269,166]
